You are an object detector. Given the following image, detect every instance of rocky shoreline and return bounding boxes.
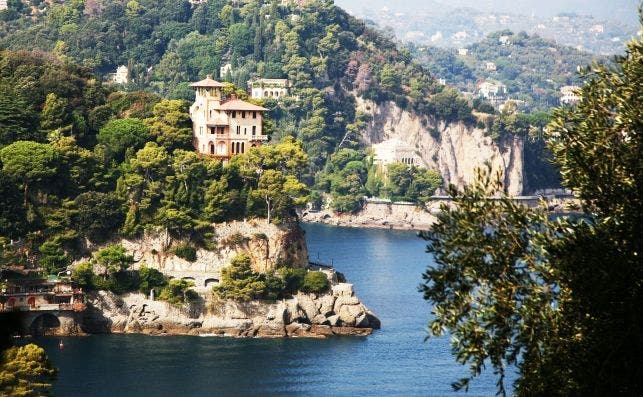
[79,282,379,338]
[300,206,436,231]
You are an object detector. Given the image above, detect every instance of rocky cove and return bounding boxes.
[44,220,380,338]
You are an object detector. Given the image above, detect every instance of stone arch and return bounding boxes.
[27,296,36,308]
[29,313,61,336]
[204,278,219,287]
[181,277,196,282]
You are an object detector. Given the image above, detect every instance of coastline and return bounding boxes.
[300,205,437,231]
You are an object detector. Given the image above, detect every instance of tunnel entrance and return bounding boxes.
[29,313,61,336]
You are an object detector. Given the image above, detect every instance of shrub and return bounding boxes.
[71,262,95,289]
[138,264,167,295]
[214,253,266,301]
[173,244,197,262]
[301,271,330,293]
[277,267,307,294]
[159,279,198,305]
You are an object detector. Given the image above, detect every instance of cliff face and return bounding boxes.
[356,97,524,195]
[111,220,308,291]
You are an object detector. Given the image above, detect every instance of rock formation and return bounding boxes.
[356,97,524,196]
[81,283,379,338]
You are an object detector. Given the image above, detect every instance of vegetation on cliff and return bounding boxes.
[420,32,642,395]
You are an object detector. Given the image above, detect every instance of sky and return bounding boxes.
[334,0,641,25]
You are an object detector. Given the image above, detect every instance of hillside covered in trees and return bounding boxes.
[413,30,601,111]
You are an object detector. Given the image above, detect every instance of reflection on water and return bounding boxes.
[40,223,513,396]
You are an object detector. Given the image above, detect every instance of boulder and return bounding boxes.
[327,314,340,326]
[338,304,363,327]
[317,294,336,316]
[296,293,319,321]
[256,324,286,338]
[333,296,360,314]
[355,312,370,328]
[312,314,330,325]
[332,283,354,297]
[365,311,381,329]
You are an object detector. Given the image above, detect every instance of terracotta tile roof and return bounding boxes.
[217,99,268,111]
[191,74,225,88]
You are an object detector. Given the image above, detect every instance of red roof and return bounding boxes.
[191,75,225,88]
[217,99,268,111]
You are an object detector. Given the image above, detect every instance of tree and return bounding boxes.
[214,253,267,301]
[73,192,124,243]
[138,264,167,295]
[0,344,57,396]
[93,244,133,279]
[145,99,193,152]
[159,278,198,305]
[0,141,60,206]
[420,32,643,395]
[97,118,150,162]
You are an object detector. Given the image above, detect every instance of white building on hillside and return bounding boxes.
[247,78,290,99]
[190,75,268,162]
[372,138,424,170]
[478,80,507,105]
[0,0,7,11]
[108,65,129,85]
[220,63,233,79]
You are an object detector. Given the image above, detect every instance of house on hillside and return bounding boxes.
[485,62,497,71]
[220,63,233,79]
[0,0,7,11]
[478,80,507,105]
[372,138,424,171]
[247,78,290,99]
[189,75,268,162]
[109,65,129,85]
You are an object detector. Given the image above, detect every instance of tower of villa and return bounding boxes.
[189,75,268,161]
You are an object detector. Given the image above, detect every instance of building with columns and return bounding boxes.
[189,75,268,161]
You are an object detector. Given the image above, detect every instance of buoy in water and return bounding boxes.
[59,340,64,349]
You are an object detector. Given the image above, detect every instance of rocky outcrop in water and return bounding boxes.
[81,282,379,338]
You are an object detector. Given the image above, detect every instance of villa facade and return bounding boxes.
[189,75,268,161]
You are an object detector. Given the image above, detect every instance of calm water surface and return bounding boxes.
[39,223,513,396]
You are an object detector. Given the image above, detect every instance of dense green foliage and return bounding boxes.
[0,0,470,191]
[414,30,600,111]
[158,279,198,305]
[420,33,642,395]
[0,344,57,396]
[315,148,443,212]
[215,253,330,301]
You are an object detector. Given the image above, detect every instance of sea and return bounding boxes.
[38,223,515,396]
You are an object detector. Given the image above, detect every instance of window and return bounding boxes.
[232,111,236,118]
[199,126,203,135]
[241,142,245,153]
[252,126,256,135]
[244,128,247,135]
[242,111,246,118]
[252,111,257,119]
[236,126,241,134]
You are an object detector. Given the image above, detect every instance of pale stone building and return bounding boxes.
[372,138,424,170]
[190,75,268,162]
[111,65,129,84]
[220,63,233,79]
[247,78,290,99]
[485,61,497,71]
[478,80,507,105]
[457,48,469,56]
[0,0,7,11]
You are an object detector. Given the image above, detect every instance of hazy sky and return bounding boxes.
[335,0,640,25]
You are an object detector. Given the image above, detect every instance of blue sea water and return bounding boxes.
[39,223,514,396]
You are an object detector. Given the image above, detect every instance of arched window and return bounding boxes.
[217,141,226,155]
[210,143,215,154]
[241,142,245,153]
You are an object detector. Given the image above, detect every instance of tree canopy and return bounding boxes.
[420,32,642,395]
